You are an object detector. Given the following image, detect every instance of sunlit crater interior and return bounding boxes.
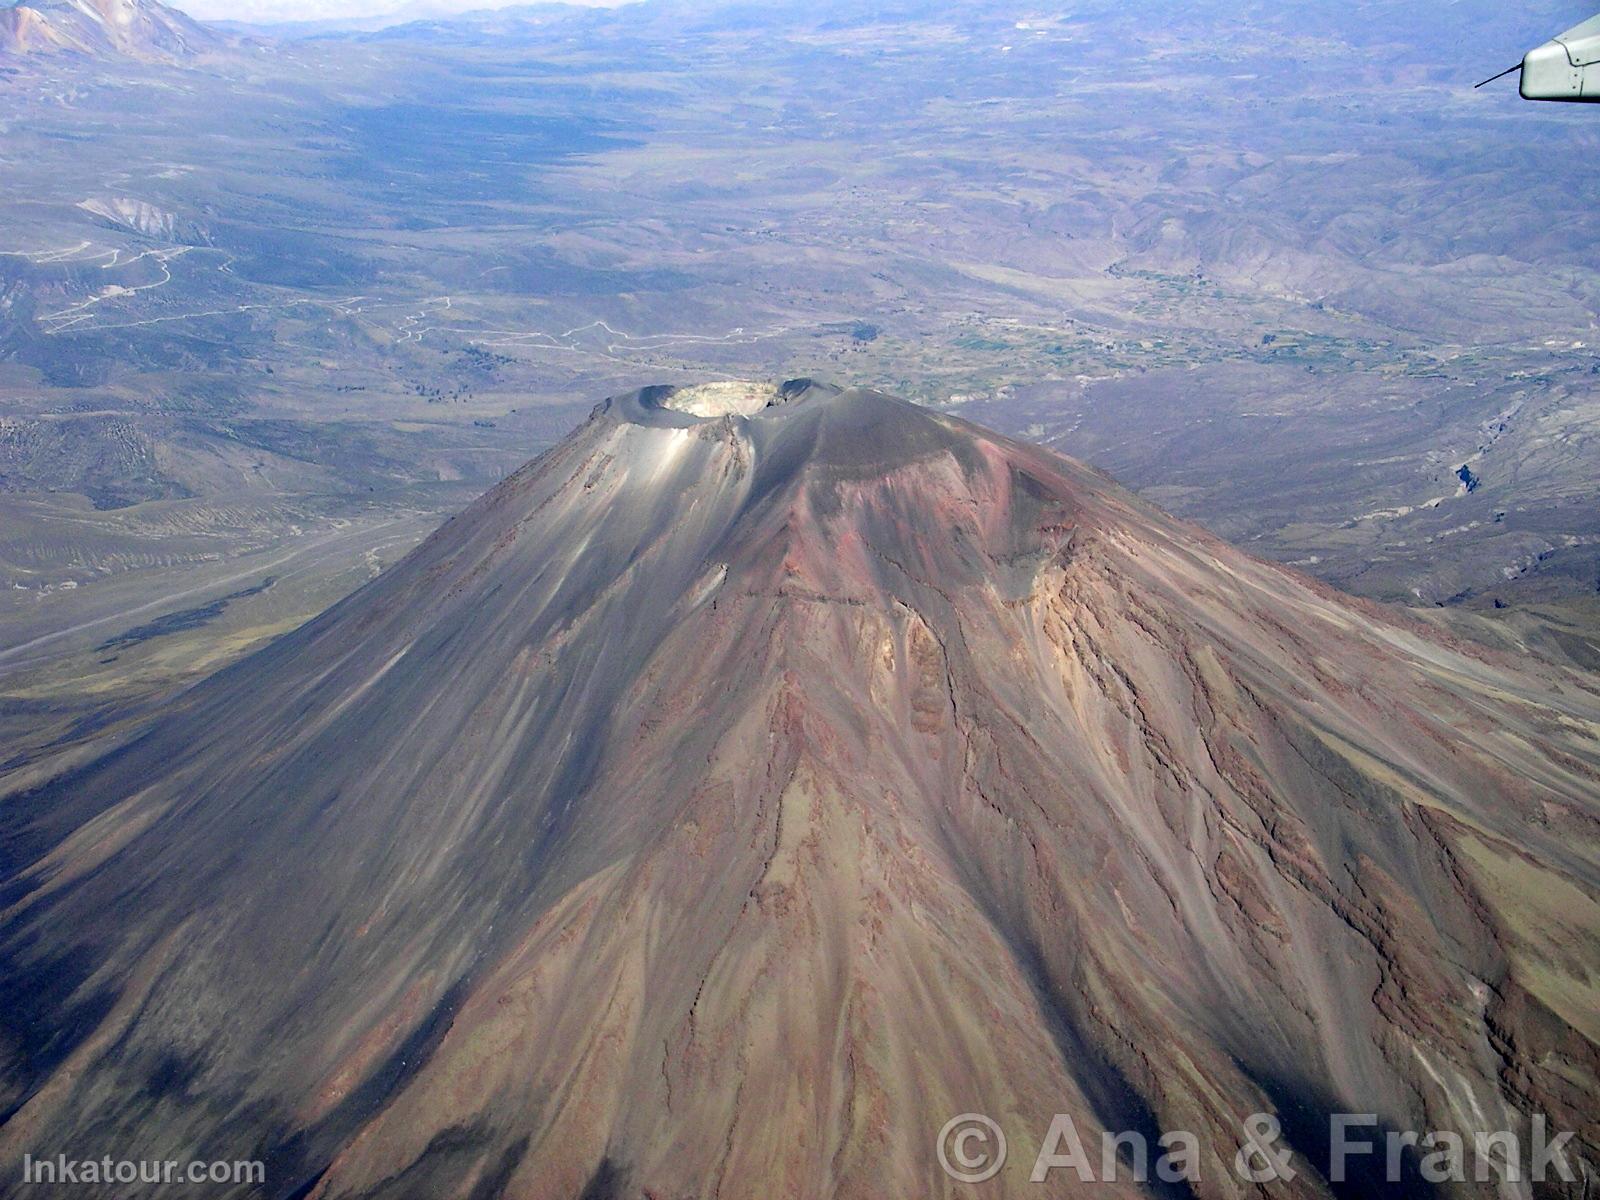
[659,381,781,418]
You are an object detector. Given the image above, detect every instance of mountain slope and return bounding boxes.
[0,382,1596,1199]
[0,0,222,61]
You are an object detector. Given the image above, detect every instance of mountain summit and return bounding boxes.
[0,0,222,61]
[1,382,1596,1198]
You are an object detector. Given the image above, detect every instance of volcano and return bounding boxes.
[0,0,223,62]
[1,381,1596,1199]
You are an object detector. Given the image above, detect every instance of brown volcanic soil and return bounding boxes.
[0,382,1596,1199]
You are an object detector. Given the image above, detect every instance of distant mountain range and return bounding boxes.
[1,382,1594,1197]
[201,0,605,35]
[0,0,224,61]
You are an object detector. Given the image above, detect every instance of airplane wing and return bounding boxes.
[1519,12,1600,101]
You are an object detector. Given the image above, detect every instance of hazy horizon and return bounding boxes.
[166,0,635,26]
